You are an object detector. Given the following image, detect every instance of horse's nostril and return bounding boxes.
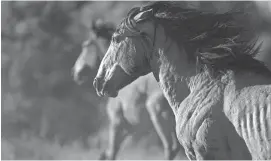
[93,77,98,88]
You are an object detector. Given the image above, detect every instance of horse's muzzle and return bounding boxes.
[93,77,118,97]
[72,66,92,85]
[93,77,99,90]
[93,77,103,95]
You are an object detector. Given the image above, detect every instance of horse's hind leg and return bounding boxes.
[99,101,130,160]
[146,92,179,160]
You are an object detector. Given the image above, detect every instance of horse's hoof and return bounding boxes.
[98,152,107,160]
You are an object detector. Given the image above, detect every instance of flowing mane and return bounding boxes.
[120,2,271,77]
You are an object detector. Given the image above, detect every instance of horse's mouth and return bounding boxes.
[74,75,88,85]
[99,89,118,98]
[93,77,119,98]
[72,66,92,85]
[96,87,118,98]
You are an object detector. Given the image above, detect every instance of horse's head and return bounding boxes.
[93,7,156,97]
[72,19,115,85]
[72,31,103,85]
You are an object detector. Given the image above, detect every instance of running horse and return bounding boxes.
[93,2,271,160]
[72,19,184,160]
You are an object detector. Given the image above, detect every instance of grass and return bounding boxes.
[2,129,188,160]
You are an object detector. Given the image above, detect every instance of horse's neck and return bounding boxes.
[152,29,192,114]
[151,26,271,117]
[96,38,111,54]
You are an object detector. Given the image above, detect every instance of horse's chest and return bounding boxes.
[175,87,231,159]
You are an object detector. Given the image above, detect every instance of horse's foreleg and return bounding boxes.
[99,102,130,160]
[146,93,178,160]
[99,122,129,160]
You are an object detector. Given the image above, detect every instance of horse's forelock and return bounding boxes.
[118,8,142,35]
[127,7,141,27]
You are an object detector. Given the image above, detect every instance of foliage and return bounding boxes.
[2,1,140,147]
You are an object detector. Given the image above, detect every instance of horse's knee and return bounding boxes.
[146,93,164,115]
[110,118,123,129]
[98,151,107,160]
[109,110,126,128]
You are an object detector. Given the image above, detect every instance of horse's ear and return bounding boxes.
[134,9,153,23]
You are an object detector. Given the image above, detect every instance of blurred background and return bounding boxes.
[1,1,271,160]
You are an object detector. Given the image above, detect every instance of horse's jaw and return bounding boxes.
[102,90,118,98]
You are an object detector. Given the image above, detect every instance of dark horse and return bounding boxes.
[94,2,271,160]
